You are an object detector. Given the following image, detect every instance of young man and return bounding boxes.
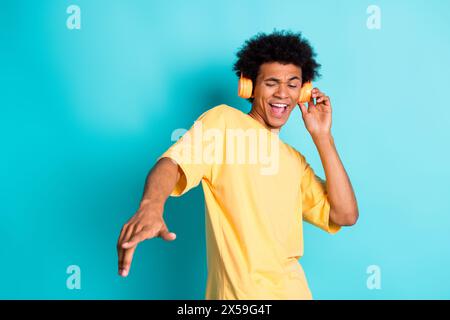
[117,30,359,299]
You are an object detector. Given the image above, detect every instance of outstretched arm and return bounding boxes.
[117,157,181,277]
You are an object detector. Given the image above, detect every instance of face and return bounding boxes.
[250,62,302,131]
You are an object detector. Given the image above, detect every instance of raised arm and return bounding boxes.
[299,87,359,226]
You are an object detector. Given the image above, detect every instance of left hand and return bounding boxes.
[298,88,332,138]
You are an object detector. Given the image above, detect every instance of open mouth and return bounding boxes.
[269,103,289,117]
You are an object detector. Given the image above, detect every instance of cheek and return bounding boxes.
[290,89,300,100]
[255,88,272,103]
[263,88,276,99]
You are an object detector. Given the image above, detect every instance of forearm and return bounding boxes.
[139,157,181,212]
[312,133,359,225]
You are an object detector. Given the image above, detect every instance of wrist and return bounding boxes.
[311,132,333,144]
[139,198,164,213]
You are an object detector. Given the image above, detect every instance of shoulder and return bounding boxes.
[283,142,307,166]
[196,104,243,125]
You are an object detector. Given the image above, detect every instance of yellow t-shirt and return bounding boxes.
[158,104,340,300]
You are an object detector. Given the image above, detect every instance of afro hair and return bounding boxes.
[233,30,321,102]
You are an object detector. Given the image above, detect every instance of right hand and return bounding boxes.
[117,201,176,277]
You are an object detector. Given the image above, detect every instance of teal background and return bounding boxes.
[1,0,449,299]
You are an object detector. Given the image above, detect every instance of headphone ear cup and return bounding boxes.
[238,76,253,99]
[298,82,313,104]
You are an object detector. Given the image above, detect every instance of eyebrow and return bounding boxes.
[263,76,301,82]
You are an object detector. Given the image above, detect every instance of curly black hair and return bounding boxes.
[233,30,321,102]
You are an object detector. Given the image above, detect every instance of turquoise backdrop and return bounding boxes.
[1,0,449,299]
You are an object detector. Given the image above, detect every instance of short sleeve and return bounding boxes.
[157,106,225,197]
[299,153,341,234]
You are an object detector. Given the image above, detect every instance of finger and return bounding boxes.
[122,229,153,249]
[120,228,155,277]
[117,223,130,248]
[317,95,330,106]
[312,89,324,100]
[121,223,138,245]
[298,102,308,116]
[159,227,177,241]
[307,96,315,109]
[311,88,321,99]
[117,225,129,274]
[118,225,135,275]
[316,95,326,103]
[117,226,126,257]
[120,246,136,277]
[117,243,124,276]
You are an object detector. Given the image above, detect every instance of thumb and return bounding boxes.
[159,228,177,241]
[298,102,308,117]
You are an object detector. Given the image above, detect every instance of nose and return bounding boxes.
[274,83,289,99]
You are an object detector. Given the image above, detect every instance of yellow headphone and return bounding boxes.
[238,73,313,104]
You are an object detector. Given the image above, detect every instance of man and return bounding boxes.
[117,30,359,299]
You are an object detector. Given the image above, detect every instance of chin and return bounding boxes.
[266,117,287,130]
